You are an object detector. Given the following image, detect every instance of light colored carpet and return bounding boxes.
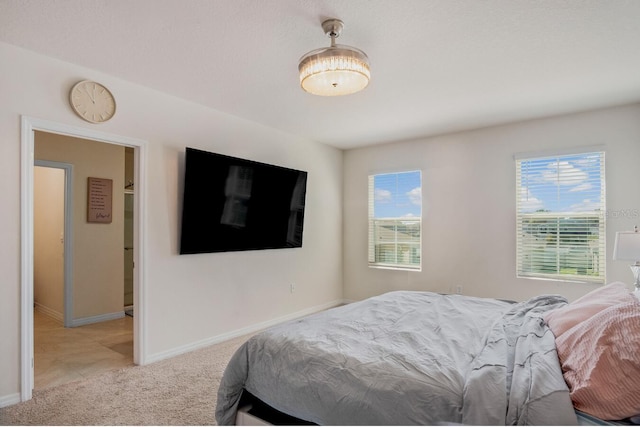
[0,333,253,425]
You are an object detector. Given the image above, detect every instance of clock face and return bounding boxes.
[70,80,116,123]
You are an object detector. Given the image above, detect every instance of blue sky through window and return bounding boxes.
[373,171,421,218]
[518,153,603,213]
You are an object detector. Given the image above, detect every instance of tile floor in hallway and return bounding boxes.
[34,310,134,390]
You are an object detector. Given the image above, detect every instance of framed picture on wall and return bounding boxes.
[87,177,113,223]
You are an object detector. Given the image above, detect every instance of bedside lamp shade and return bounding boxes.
[613,229,640,262]
[613,227,640,290]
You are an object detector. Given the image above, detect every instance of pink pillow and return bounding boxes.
[544,282,631,338]
[555,296,640,420]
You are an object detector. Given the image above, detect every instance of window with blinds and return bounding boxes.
[516,151,605,283]
[368,171,422,270]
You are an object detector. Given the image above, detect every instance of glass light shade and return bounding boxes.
[299,45,370,96]
[613,231,640,261]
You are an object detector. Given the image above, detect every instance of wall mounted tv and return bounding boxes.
[179,147,308,255]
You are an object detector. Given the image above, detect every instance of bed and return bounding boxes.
[215,284,640,425]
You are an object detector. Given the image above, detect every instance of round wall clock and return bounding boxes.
[69,80,116,123]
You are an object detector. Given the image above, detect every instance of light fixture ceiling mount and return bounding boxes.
[298,19,371,96]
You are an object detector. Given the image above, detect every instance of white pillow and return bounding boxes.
[634,289,640,301]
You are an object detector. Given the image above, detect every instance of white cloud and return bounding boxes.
[573,154,600,167]
[569,182,593,192]
[375,188,392,203]
[542,161,588,186]
[407,187,421,206]
[570,199,601,212]
[520,187,544,211]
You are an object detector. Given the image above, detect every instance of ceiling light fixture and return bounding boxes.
[298,19,370,96]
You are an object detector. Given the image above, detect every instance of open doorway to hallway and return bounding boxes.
[21,116,147,402]
[32,132,135,390]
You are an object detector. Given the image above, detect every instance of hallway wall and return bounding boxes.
[35,132,126,320]
[33,166,65,318]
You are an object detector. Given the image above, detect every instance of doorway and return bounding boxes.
[33,150,135,390]
[21,116,148,401]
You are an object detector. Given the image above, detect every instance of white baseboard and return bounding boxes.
[0,392,21,408]
[70,311,125,327]
[145,299,347,364]
[34,302,63,322]
[34,304,125,328]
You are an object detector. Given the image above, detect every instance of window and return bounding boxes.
[368,171,422,270]
[516,151,605,283]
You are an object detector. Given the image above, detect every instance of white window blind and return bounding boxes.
[516,151,605,283]
[368,171,422,270]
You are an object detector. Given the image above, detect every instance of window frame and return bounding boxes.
[368,170,422,271]
[515,150,606,284]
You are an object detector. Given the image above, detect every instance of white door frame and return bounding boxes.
[21,116,148,401]
[34,160,74,328]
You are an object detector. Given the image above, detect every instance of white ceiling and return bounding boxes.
[2,0,640,150]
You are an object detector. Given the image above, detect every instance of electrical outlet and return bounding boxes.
[455,285,463,295]
[290,283,295,293]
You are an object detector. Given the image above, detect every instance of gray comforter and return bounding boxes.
[216,291,577,425]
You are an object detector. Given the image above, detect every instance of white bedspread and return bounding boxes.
[216,291,577,425]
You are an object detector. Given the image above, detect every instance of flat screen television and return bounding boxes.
[179,147,308,255]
